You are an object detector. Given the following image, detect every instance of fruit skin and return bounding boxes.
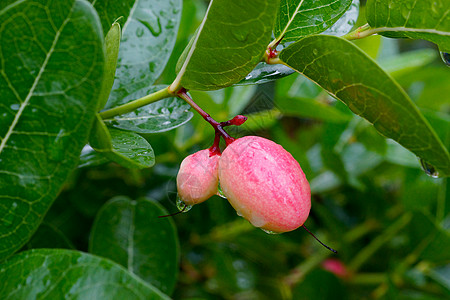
[218,136,311,233]
[177,149,220,205]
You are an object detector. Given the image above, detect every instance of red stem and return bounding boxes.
[177,89,235,153]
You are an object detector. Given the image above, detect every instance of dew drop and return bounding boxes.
[149,61,156,72]
[419,158,440,178]
[10,103,20,111]
[313,49,319,56]
[216,183,227,199]
[261,228,280,235]
[135,27,144,37]
[135,9,162,37]
[440,52,450,67]
[3,202,18,227]
[232,29,249,42]
[176,195,193,212]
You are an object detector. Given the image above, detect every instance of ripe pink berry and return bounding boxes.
[177,149,220,206]
[218,136,311,233]
[321,259,350,278]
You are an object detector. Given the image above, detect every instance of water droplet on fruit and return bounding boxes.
[3,202,17,227]
[216,183,227,199]
[135,27,144,37]
[261,228,280,235]
[136,9,162,37]
[419,158,440,178]
[440,52,450,66]
[176,196,193,212]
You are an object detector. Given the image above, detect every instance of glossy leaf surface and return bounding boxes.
[274,0,352,42]
[175,0,279,90]
[106,0,182,107]
[90,116,155,169]
[0,0,104,261]
[280,35,450,176]
[0,249,170,299]
[89,197,179,295]
[366,0,450,51]
[322,0,359,36]
[104,86,193,133]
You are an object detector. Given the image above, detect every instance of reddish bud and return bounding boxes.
[321,259,350,278]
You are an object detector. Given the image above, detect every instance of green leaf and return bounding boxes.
[90,0,135,35]
[22,223,74,250]
[323,0,360,37]
[78,145,109,168]
[90,116,155,169]
[89,196,179,295]
[379,48,437,78]
[173,0,280,91]
[280,35,450,177]
[104,86,193,133]
[292,269,347,299]
[276,97,352,123]
[105,0,182,107]
[98,21,121,110]
[366,0,450,51]
[274,0,352,43]
[0,249,170,299]
[0,0,104,261]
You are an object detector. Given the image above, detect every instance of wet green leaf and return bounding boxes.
[90,0,134,34]
[175,0,279,90]
[0,249,170,299]
[274,0,352,43]
[366,0,450,51]
[280,35,450,177]
[0,0,104,261]
[89,196,179,295]
[104,86,193,133]
[105,0,182,107]
[90,116,155,169]
[236,63,295,86]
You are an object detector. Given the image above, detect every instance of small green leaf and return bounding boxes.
[106,0,182,107]
[274,0,352,43]
[90,116,155,169]
[366,0,450,51]
[0,249,170,299]
[280,35,450,176]
[323,0,360,37]
[98,21,121,110]
[174,0,280,91]
[89,196,179,295]
[0,0,104,261]
[104,86,193,133]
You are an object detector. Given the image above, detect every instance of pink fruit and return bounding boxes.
[177,149,220,205]
[218,136,311,233]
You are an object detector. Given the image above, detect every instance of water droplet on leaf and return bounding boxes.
[135,9,162,37]
[176,195,193,212]
[232,29,249,42]
[149,62,156,72]
[419,158,440,178]
[135,27,144,37]
[313,49,319,56]
[261,228,280,235]
[440,52,450,66]
[10,104,20,111]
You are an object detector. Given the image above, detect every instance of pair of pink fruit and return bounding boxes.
[177,135,311,233]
